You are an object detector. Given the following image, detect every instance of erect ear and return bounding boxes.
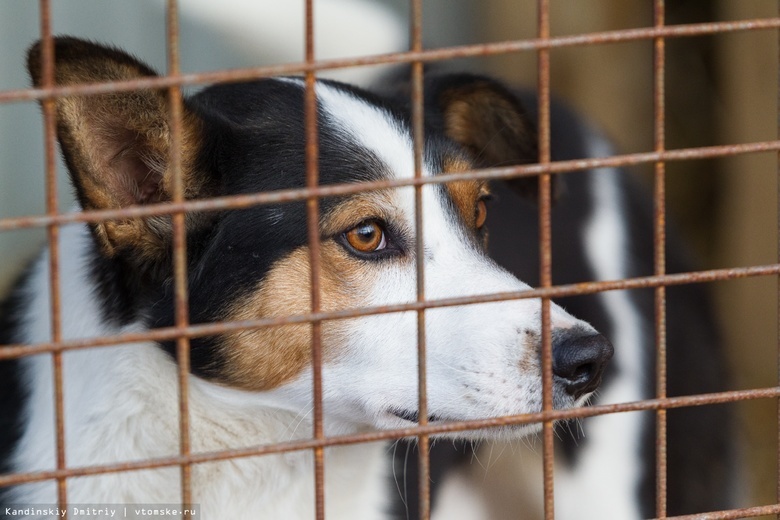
[27,37,213,260]
[425,73,544,200]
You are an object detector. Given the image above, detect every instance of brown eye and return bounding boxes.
[475,199,488,229]
[345,221,386,253]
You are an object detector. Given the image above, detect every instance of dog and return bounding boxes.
[375,77,735,518]
[0,38,617,519]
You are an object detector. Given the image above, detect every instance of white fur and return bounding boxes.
[8,83,601,519]
[10,224,389,519]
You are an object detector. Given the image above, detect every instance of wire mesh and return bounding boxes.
[536,1,556,518]
[0,2,778,520]
[653,1,668,517]
[37,1,68,515]
[409,1,431,518]
[303,2,326,518]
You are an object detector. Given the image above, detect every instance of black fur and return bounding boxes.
[149,79,429,378]
[0,262,35,504]
[496,95,731,515]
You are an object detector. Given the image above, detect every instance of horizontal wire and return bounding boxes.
[1,18,779,105]
[2,140,779,232]
[650,503,780,520]
[0,386,776,488]
[0,263,777,360]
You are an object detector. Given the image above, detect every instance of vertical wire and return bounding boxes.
[653,1,668,518]
[165,0,193,512]
[774,1,780,516]
[537,1,554,518]
[39,2,67,517]
[304,1,326,518]
[409,0,430,518]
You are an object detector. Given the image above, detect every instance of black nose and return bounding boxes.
[552,329,613,399]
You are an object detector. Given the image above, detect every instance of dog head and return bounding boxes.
[28,38,612,439]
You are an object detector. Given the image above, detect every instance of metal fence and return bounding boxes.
[1,1,779,519]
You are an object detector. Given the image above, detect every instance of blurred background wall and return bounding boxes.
[1,0,777,516]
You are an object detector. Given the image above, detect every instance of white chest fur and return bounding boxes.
[8,225,389,520]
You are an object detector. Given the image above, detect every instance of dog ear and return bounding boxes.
[425,73,545,200]
[27,37,213,260]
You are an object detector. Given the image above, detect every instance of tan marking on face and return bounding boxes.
[442,157,489,229]
[221,205,390,391]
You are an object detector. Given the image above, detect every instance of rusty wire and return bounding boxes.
[0,386,778,490]
[1,3,780,520]
[0,264,777,362]
[164,0,194,511]
[303,0,326,517]
[2,140,779,233]
[653,1,668,518]
[776,4,780,520]
[408,0,431,518]
[653,503,780,520]
[37,1,68,517]
[536,0,556,518]
[3,18,780,106]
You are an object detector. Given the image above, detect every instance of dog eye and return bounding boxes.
[344,221,387,253]
[475,199,488,229]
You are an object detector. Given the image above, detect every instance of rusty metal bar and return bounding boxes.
[1,387,777,489]
[653,503,780,520]
[1,264,779,361]
[303,0,326,518]
[654,1,668,517]
[165,1,193,514]
[4,140,780,233]
[409,0,430,518]
[3,18,780,105]
[38,2,68,517]
[536,0,555,518]
[777,3,780,519]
